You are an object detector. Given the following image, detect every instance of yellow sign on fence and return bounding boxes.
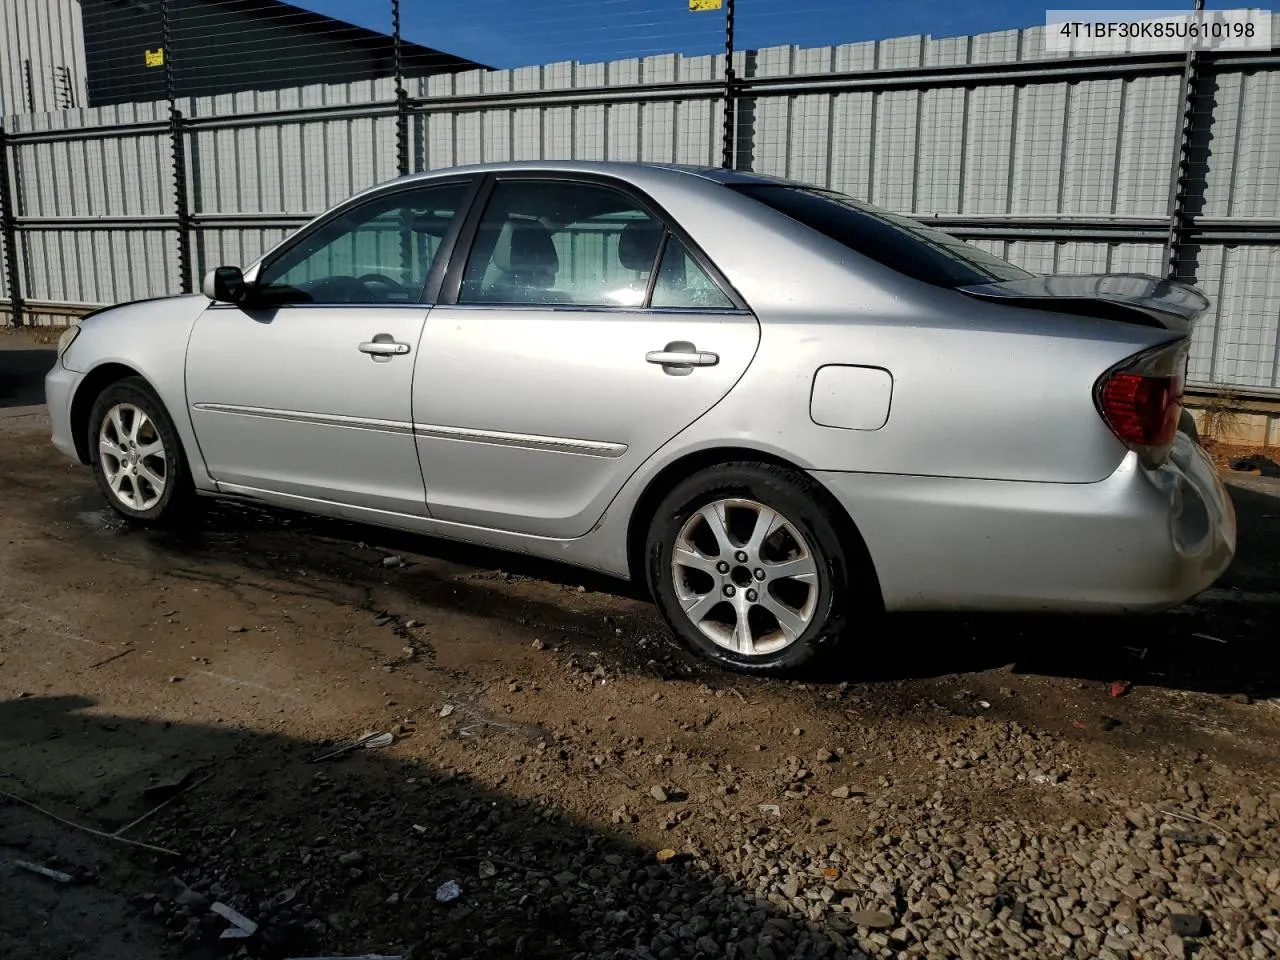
[689,0,722,10]
[144,48,164,68]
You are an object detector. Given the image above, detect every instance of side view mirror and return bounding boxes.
[202,266,248,304]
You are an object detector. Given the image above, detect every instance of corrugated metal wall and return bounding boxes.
[0,0,87,117]
[3,23,1280,392]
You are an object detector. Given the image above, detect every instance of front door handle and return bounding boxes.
[646,341,719,376]
[359,334,411,362]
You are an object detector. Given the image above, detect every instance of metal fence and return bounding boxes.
[3,18,1280,394]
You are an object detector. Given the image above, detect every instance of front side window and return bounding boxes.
[255,181,469,305]
[733,184,1034,288]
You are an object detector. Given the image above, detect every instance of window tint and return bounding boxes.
[651,237,734,309]
[459,180,664,307]
[733,184,1034,288]
[255,181,468,305]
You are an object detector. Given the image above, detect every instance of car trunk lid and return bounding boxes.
[956,273,1209,335]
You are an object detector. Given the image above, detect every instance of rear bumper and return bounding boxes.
[812,435,1236,613]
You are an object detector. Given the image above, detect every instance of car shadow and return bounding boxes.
[0,346,55,409]
[0,693,854,960]
[85,470,1280,701]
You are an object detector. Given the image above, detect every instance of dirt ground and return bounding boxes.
[1,331,1279,960]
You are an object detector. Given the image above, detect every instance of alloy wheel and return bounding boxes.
[98,402,167,511]
[670,497,819,656]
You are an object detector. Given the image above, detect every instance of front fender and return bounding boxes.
[62,294,215,491]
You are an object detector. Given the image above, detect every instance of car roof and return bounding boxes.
[391,159,804,189]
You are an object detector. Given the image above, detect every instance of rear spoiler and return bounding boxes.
[956,273,1210,335]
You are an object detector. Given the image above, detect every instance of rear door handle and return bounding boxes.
[359,334,411,361]
[646,341,719,373]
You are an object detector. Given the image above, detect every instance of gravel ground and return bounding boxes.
[1,335,1278,960]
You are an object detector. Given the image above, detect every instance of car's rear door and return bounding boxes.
[185,177,475,515]
[413,173,760,538]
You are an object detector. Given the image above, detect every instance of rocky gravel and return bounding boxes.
[116,678,1279,960]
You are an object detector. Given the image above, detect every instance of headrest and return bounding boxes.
[618,220,663,272]
[492,221,559,276]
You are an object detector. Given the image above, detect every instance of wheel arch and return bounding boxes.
[624,446,882,605]
[70,363,154,463]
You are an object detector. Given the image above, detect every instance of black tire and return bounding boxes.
[1179,407,1200,445]
[645,461,874,676]
[88,376,197,525]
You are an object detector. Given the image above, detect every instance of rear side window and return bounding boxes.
[651,237,734,309]
[733,184,1034,288]
[459,180,661,307]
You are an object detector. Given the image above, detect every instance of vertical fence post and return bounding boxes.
[393,0,410,178]
[162,0,193,293]
[1164,0,1206,280]
[0,123,25,327]
[721,0,737,169]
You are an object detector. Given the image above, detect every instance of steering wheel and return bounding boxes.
[357,273,408,295]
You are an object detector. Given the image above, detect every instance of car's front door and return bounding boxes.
[186,178,473,515]
[415,175,760,538]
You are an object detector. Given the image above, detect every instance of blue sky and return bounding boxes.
[298,0,1247,68]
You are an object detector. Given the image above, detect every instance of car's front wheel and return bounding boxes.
[645,462,870,675]
[88,377,195,524]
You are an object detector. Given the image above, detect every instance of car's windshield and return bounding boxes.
[733,184,1035,288]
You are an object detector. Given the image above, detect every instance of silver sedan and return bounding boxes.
[46,161,1237,674]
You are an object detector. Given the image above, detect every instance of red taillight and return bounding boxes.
[1099,372,1182,448]
[1095,342,1187,466]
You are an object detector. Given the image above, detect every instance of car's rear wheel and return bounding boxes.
[88,377,195,525]
[645,462,868,675]
[1179,407,1200,444]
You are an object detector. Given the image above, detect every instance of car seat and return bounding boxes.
[481,220,562,303]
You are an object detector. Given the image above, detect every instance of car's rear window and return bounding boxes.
[732,184,1034,288]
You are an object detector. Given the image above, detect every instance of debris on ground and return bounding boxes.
[142,769,194,799]
[381,555,405,568]
[1170,913,1209,937]
[434,880,461,903]
[311,731,394,763]
[1110,680,1132,697]
[87,648,134,669]
[847,909,895,929]
[13,860,74,883]
[603,766,637,789]
[0,788,181,857]
[1228,454,1280,476]
[210,901,258,939]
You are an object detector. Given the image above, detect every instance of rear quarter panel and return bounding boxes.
[700,302,1176,484]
